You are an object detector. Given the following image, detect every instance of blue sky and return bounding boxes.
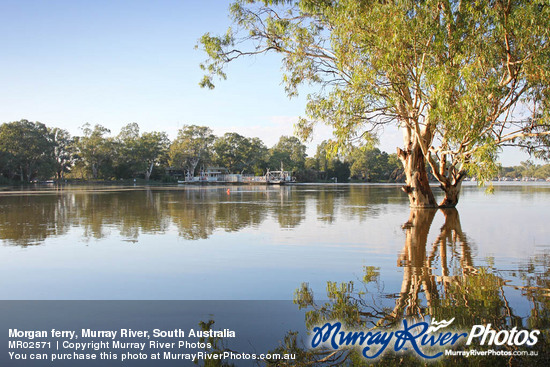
[0,0,535,164]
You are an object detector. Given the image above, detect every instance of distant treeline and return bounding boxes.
[1,120,546,184]
[0,120,400,183]
[499,162,550,180]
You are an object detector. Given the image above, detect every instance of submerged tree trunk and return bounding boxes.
[439,182,462,208]
[397,145,437,208]
[437,169,467,208]
[427,143,468,208]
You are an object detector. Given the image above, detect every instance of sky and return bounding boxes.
[0,0,537,165]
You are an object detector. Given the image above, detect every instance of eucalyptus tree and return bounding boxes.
[247,137,270,175]
[213,133,268,173]
[138,131,170,180]
[116,123,141,178]
[0,120,55,181]
[198,0,550,207]
[48,127,74,180]
[213,132,249,173]
[117,123,169,180]
[75,123,113,179]
[268,135,307,173]
[315,140,351,181]
[314,141,330,175]
[169,125,215,178]
[349,146,401,182]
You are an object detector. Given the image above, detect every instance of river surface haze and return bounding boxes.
[0,183,548,311]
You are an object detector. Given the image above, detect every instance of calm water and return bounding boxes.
[1,183,549,364]
[0,183,549,308]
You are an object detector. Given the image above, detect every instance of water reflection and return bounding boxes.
[0,185,399,246]
[385,208,477,326]
[291,208,549,365]
[0,187,297,245]
[1,185,549,362]
[0,195,72,246]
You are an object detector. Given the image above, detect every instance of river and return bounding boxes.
[1,183,548,364]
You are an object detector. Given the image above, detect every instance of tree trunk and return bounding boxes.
[397,145,437,208]
[439,180,464,208]
[188,162,198,180]
[145,161,154,181]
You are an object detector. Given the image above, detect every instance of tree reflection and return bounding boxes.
[515,253,550,347]
[0,187,310,245]
[0,194,72,246]
[383,208,438,325]
[286,208,550,366]
[167,189,218,240]
[213,190,267,232]
[315,188,338,224]
[268,186,306,228]
[73,190,169,240]
[168,188,270,239]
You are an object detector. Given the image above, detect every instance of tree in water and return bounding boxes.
[198,0,550,207]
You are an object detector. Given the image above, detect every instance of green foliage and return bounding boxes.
[48,127,74,180]
[269,135,307,173]
[198,0,550,203]
[312,140,350,182]
[194,320,235,367]
[117,123,169,180]
[74,123,114,179]
[349,146,401,182]
[1,118,488,184]
[0,119,312,183]
[500,161,550,180]
[169,125,215,177]
[0,120,55,181]
[302,140,408,183]
[213,133,268,174]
